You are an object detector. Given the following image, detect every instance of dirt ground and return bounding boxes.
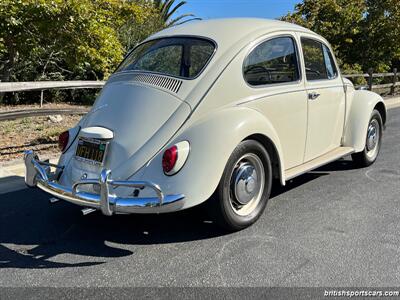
[0,104,88,163]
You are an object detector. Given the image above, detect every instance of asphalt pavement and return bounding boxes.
[0,107,399,288]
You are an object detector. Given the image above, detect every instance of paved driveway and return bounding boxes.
[1,107,399,287]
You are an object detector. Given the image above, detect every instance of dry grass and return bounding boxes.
[0,114,82,162]
[0,103,89,112]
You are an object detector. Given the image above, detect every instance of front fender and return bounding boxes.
[343,90,386,152]
[137,106,285,210]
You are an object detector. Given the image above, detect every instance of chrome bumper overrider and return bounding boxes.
[24,150,185,215]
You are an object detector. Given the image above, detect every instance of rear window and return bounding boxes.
[116,37,215,79]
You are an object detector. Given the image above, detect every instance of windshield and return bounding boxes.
[116,37,216,79]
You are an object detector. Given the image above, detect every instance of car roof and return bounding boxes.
[147,18,314,48]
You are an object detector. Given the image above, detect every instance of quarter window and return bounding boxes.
[243,37,300,86]
[323,45,338,79]
[301,38,337,80]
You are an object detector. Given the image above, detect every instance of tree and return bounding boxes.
[282,0,400,72]
[0,0,160,83]
[362,0,400,71]
[119,1,164,51]
[0,0,163,103]
[1,1,111,82]
[153,0,198,27]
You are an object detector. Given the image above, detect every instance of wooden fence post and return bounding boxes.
[368,68,374,91]
[391,68,398,95]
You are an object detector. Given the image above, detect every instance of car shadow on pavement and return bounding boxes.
[270,172,328,199]
[270,158,356,199]
[0,159,353,270]
[0,188,227,270]
[316,157,361,172]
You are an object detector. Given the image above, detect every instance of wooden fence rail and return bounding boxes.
[343,68,399,93]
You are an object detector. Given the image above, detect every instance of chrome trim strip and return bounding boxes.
[235,88,307,106]
[24,150,185,215]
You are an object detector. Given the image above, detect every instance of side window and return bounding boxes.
[301,38,328,81]
[243,37,300,86]
[322,44,338,79]
[301,38,338,81]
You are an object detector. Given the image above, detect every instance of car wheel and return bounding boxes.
[352,109,383,167]
[210,140,272,231]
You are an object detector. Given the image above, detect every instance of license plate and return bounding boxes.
[75,138,108,165]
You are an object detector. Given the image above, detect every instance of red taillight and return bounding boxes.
[58,130,69,152]
[162,145,178,174]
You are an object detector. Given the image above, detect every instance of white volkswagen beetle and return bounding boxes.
[25,18,386,231]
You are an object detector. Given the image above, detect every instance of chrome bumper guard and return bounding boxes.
[24,150,185,215]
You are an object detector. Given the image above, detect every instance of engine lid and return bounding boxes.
[74,80,190,180]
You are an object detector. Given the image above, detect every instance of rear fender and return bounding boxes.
[137,106,285,209]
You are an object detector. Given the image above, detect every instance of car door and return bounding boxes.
[300,36,345,162]
[242,35,308,169]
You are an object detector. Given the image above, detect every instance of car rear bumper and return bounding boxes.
[24,150,185,215]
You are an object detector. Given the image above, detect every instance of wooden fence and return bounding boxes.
[343,68,399,94]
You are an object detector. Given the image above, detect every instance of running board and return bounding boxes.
[285,147,354,181]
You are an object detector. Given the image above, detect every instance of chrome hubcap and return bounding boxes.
[229,153,265,216]
[366,119,380,159]
[233,163,258,205]
[367,121,378,151]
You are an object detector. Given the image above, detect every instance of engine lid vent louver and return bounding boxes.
[130,73,183,94]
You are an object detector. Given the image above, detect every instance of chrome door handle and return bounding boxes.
[308,92,321,100]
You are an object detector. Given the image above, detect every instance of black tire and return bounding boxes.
[352,109,383,167]
[209,140,272,231]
